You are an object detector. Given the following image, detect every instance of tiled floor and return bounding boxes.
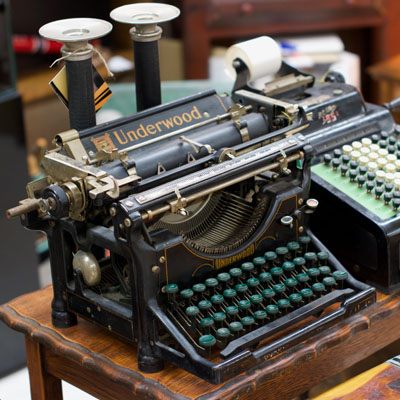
[0,366,96,399]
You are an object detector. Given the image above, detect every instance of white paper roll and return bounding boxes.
[225,36,282,81]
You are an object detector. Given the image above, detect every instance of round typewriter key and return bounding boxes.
[379,139,388,148]
[349,160,358,170]
[393,198,400,210]
[287,241,300,252]
[368,161,378,172]
[376,177,385,187]
[200,317,214,328]
[352,141,362,150]
[333,149,342,157]
[254,310,267,321]
[307,268,321,278]
[241,262,254,274]
[300,288,314,300]
[389,136,397,145]
[381,131,390,139]
[213,312,226,323]
[192,283,206,294]
[388,145,396,154]
[270,267,284,278]
[387,164,396,174]
[165,283,179,294]
[223,288,237,301]
[333,271,348,281]
[198,300,212,311]
[253,257,266,269]
[367,171,376,181]
[349,170,357,182]
[186,305,200,317]
[225,306,239,317]
[293,257,306,267]
[362,137,372,146]
[199,334,216,347]
[285,277,298,288]
[386,173,395,184]
[266,304,279,315]
[273,283,286,294]
[379,149,389,157]
[384,192,393,205]
[296,273,310,283]
[247,277,260,289]
[366,181,374,193]
[317,251,329,262]
[216,327,230,338]
[305,252,317,262]
[323,277,336,288]
[262,288,275,299]
[238,299,251,311]
[229,267,242,279]
[282,261,295,273]
[278,299,291,310]
[211,294,224,305]
[235,283,248,294]
[375,186,384,199]
[351,150,361,161]
[264,251,277,262]
[385,182,394,192]
[342,145,352,155]
[342,154,350,164]
[340,165,348,176]
[259,272,272,283]
[229,321,243,333]
[289,293,303,305]
[250,294,263,305]
[358,176,366,187]
[332,158,341,170]
[217,272,231,284]
[242,316,255,327]
[319,266,331,276]
[397,151,400,159]
[324,154,332,165]
[180,289,194,299]
[312,282,326,295]
[205,278,218,289]
[276,247,289,257]
[299,236,311,245]
[371,134,380,144]
[359,166,367,175]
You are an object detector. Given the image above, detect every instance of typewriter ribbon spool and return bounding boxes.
[39,18,112,130]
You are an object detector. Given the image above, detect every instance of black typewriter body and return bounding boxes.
[7,14,388,382]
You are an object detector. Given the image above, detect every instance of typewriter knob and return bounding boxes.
[42,185,70,219]
[72,250,101,286]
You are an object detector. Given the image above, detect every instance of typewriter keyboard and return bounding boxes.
[312,132,400,219]
[164,236,349,355]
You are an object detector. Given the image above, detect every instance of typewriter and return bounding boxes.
[6,3,377,384]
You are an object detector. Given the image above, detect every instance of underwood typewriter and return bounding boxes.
[6,3,377,384]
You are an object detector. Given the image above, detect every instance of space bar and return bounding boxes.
[220,288,353,359]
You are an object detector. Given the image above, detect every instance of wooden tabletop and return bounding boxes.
[1,286,400,400]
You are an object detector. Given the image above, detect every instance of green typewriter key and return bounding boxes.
[253,257,266,271]
[264,251,277,268]
[250,294,263,307]
[287,241,300,257]
[259,272,272,283]
[293,257,306,271]
[247,277,260,291]
[242,316,255,331]
[198,300,213,312]
[322,277,336,291]
[205,278,218,291]
[262,288,276,299]
[216,328,230,346]
[165,283,179,304]
[299,235,311,252]
[241,262,255,275]
[300,288,314,302]
[304,252,317,268]
[254,309,268,322]
[276,246,289,261]
[319,266,331,276]
[199,334,216,353]
[277,298,291,313]
[235,283,248,294]
[212,312,226,326]
[307,267,321,281]
[211,294,224,306]
[282,261,295,274]
[289,293,303,306]
[238,299,251,315]
[312,282,326,297]
[180,288,194,307]
[317,251,329,264]
[332,271,348,288]
[229,267,242,281]
[266,304,279,317]
[270,267,284,280]
[285,278,298,289]
[273,283,286,294]
[225,305,239,319]
[223,288,237,304]
[186,305,200,332]
[229,321,243,337]
[296,272,310,284]
[200,317,214,334]
[192,283,206,297]
[217,272,231,286]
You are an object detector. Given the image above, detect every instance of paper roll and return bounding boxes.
[225,36,282,81]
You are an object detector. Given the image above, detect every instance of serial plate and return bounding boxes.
[134,137,300,205]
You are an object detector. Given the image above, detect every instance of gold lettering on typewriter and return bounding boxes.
[216,244,255,269]
[91,105,204,150]
[90,133,116,152]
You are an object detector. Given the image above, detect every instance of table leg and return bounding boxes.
[25,336,63,400]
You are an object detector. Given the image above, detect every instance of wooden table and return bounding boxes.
[1,286,400,400]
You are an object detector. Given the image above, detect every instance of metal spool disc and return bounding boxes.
[110,3,180,25]
[39,18,112,43]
